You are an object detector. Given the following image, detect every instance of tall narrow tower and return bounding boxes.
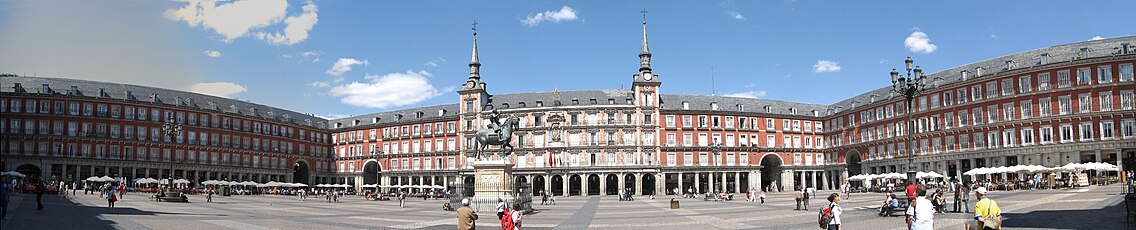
[631,11,662,169]
[458,23,491,165]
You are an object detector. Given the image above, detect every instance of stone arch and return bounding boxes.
[759,152,784,192]
[362,159,381,186]
[845,150,863,177]
[587,174,601,196]
[292,160,310,185]
[533,175,547,195]
[569,175,582,196]
[16,164,41,179]
[605,174,619,195]
[551,175,564,196]
[624,174,636,195]
[641,173,656,195]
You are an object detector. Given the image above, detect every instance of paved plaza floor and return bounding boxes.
[1,184,1127,230]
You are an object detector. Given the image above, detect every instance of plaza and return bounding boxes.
[1,184,1127,229]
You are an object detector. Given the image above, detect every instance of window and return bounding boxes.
[683,134,692,146]
[1038,73,1051,91]
[1057,70,1071,88]
[1101,91,1114,112]
[1077,68,1092,85]
[666,134,676,146]
[1001,78,1014,96]
[1039,98,1052,117]
[1041,126,1054,144]
[1078,93,1092,113]
[1018,76,1032,93]
[793,153,802,165]
[682,115,692,128]
[1079,122,1093,141]
[1121,90,1134,110]
[1020,100,1033,119]
[971,85,983,101]
[1058,96,1072,115]
[698,116,707,128]
[1099,65,1113,83]
[1101,121,1115,140]
[1003,103,1015,121]
[667,153,676,166]
[1121,64,1134,82]
[1059,124,1073,143]
[666,115,675,127]
[1122,119,1135,138]
[957,88,968,104]
[683,152,693,166]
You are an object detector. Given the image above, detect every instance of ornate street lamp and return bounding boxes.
[890,57,927,186]
[163,118,183,196]
[710,143,723,166]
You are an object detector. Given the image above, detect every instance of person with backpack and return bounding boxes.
[496,198,506,220]
[968,187,1001,230]
[819,193,842,230]
[510,202,524,230]
[801,186,810,210]
[905,185,934,230]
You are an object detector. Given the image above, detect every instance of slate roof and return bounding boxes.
[661,94,828,116]
[329,103,459,129]
[0,75,328,128]
[828,36,1136,114]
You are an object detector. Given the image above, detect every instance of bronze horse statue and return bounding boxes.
[474,116,519,161]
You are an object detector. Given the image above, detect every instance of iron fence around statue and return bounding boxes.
[448,182,532,213]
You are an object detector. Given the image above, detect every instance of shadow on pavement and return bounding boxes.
[3,194,223,230]
[1001,201,1125,229]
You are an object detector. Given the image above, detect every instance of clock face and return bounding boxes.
[643,73,653,80]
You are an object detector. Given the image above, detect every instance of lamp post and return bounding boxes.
[710,143,723,166]
[163,118,183,194]
[890,57,927,186]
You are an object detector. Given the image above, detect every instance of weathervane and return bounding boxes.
[641,9,648,23]
[472,21,478,35]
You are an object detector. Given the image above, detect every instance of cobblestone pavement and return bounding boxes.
[1,184,1127,230]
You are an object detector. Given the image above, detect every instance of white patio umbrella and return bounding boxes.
[1,171,26,177]
[432,185,445,189]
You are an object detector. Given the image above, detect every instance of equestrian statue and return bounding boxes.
[474,109,519,161]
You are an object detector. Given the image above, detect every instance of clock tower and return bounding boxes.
[632,14,659,107]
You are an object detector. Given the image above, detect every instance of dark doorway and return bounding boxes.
[642,174,656,195]
[16,164,41,179]
[760,153,783,192]
[569,175,581,196]
[533,175,546,195]
[362,161,381,185]
[605,174,619,195]
[293,160,310,184]
[624,174,636,194]
[587,174,600,196]
[552,175,564,196]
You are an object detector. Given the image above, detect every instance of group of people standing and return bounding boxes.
[870,178,1001,230]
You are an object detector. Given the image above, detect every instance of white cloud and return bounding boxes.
[726,11,746,21]
[812,60,842,73]
[326,58,368,76]
[521,6,579,27]
[724,90,768,99]
[743,83,756,88]
[255,2,318,46]
[989,34,1000,39]
[879,58,888,64]
[328,70,454,109]
[189,82,247,98]
[164,0,318,46]
[425,61,438,67]
[904,31,938,54]
[204,49,222,58]
[1089,36,1106,41]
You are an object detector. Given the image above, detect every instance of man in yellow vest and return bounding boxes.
[967,187,1001,230]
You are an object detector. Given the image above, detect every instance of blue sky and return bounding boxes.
[1,0,1131,119]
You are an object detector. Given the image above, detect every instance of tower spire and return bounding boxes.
[468,21,481,81]
[638,9,652,73]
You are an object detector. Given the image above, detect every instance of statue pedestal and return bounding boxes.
[470,160,514,212]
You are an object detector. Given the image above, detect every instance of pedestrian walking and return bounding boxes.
[540,191,548,205]
[207,189,214,203]
[1,182,9,222]
[967,187,1002,230]
[106,184,118,210]
[496,198,506,220]
[456,198,478,230]
[801,186,810,210]
[905,182,917,207]
[35,177,45,211]
[398,192,405,208]
[510,202,524,230]
[825,193,843,230]
[953,180,963,213]
[759,190,766,205]
[962,184,972,213]
[905,185,934,230]
[549,193,556,205]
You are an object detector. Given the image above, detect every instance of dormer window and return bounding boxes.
[395,114,403,121]
[789,108,797,115]
[975,67,984,77]
[335,122,342,128]
[305,119,312,126]
[1005,60,1016,70]
[961,70,970,81]
[589,98,597,105]
[870,95,878,103]
[373,117,381,123]
[415,111,424,118]
[501,103,509,109]
[682,101,690,110]
[812,110,820,117]
[535,101,543,107]
[518,102,526,108]
[710,102,718,110]
[353,120,361,126]
[608,99,615,104]
[571,99,579,105]
[1040,53,1050,65]
[438,109,446,116]
[69,86,79,95]
[737,104,745,111]
[764,106,772,113]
